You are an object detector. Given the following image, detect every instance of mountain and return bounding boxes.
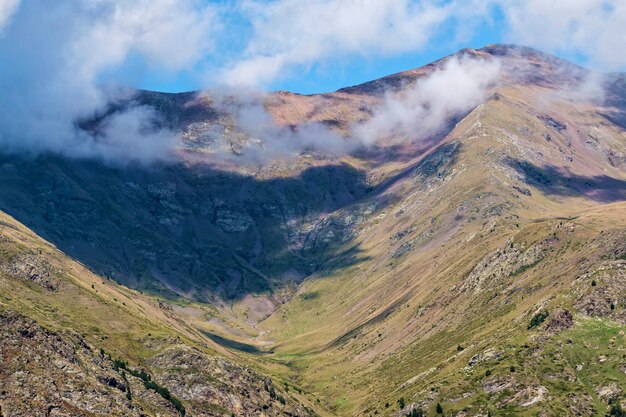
[0,44,625,416]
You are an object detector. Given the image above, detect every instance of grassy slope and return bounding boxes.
[241,83,626,416]
[0,210,322,416]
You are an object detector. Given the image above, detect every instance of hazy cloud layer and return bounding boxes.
[0,0,216,164]
[207,56,500,162]
[205,90,354,163]
[354,56,501,145]
[498,0,626,71]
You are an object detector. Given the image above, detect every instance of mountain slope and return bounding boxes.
[248,47,626,415]
[0,210,317,416]
[0,45,625,416]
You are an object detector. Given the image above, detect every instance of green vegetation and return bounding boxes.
[112,357,185,416]
[510,259,542,277]
[528,310,549,329]
[398,398,406,409]
[610,403,626,417]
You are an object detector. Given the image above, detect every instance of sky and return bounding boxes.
[0,0,624,164]
[1,0,624,95]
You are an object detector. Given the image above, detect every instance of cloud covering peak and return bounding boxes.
[354,56,501,146]
[0,0,216,164]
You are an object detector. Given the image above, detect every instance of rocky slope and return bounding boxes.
[0,211,315,416]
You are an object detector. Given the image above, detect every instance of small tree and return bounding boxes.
[436,402,443,414]
[610,403,626,417]
[398,398,406,410]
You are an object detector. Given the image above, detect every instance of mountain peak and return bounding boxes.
[337,44,586,95]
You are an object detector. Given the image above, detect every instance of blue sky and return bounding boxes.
[0,0,606,95]
[139,24,503,94]
[132,12,503,95]
[129,0,507,94]
[1,1,625,95]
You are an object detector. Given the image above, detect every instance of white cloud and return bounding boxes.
[354,56,501,145]
[0,0,20,33]
[0,0,217,164]
[207,89,354,163]
[497,0,626,71]
[222,0,455,86]
[220,0,626,87]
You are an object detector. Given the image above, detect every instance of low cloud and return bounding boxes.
[498,0,626,71]
[0,1,622,166]
[354,56,501,146]
[196,90,354,163]
[193,56,501,163]
[0,0,216,165]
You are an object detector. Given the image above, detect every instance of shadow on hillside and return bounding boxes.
[507,158,626,203]
[600,76,626,130]
[0,154,377,302]
[201,331,266,355]
[0,137,460,304]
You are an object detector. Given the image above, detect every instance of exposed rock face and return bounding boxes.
[461,240,549,293]
[0,309,141,416]
[468,349,503,367]
[148,345,311,416]
[0,309,312,417]
[575,260,626,318]
[0,252,59,291]
[545,309,573,333]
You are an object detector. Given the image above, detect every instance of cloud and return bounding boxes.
[354,55,501,145]
[200,89,354,163]
[221,0,455,86]
[0,0,19,33]
[1,0,623,166]
[0,0,216,164]
[496,0,626,71]
[219,0,626,87]
[200,56,500,163]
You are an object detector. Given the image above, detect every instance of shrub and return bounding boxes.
[398,398,406,409]
[112,357,185,416]
[436,402,443,414]
[528,310,549,329]
[610,403,626,417]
